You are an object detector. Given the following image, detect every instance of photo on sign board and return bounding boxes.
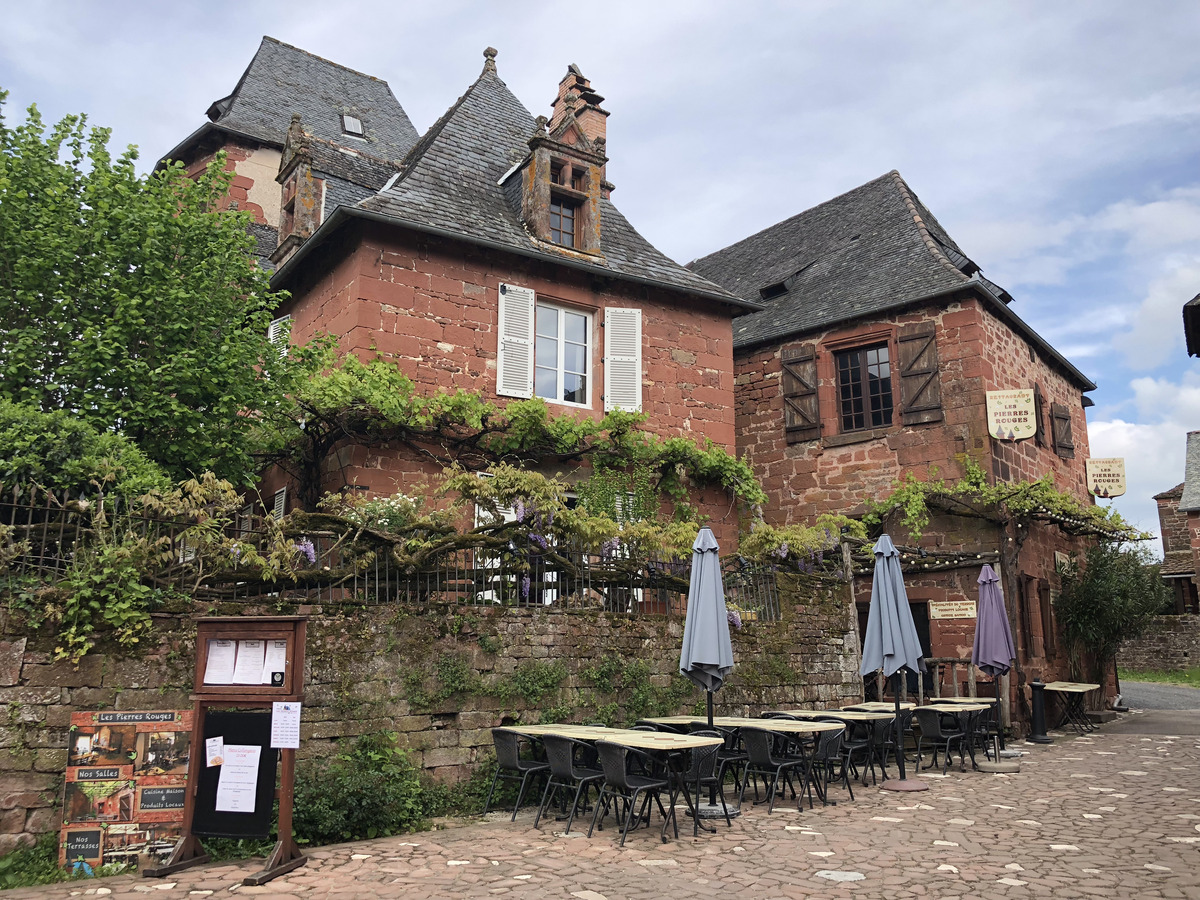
[99,822,180,868]
[64,780,136,823]
[68,724,136,767]
[134,730,190,776]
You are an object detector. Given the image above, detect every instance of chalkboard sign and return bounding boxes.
[191,711,277,839]
[139,786,186,811]
[63,828,102,863]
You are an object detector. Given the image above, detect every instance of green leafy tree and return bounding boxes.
[0,93,292,484]
[1055,542,1170,684]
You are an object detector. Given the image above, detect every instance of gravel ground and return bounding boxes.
[1119,679,1200,710]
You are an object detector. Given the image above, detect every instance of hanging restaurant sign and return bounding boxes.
[985,389,1037,441]
[1085,457,1126,498]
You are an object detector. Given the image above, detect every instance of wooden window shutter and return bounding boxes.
[896,325,943,425]
[1033,383,1047,447]
[604,307,642,412]
[1050,402,1075,459]
[496,283,536,399]
[781,344,820,443]
[272,487,287,520]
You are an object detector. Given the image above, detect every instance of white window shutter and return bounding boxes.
[604,307,642,412]
[268,314,291,344]
[272,488,287,520]
[496,284,535,398]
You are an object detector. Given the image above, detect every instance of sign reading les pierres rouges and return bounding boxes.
[985,389,1037,441]
[1085,458,1126,498]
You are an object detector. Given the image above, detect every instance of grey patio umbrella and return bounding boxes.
[679,526,734,727]
[859,533,927,790]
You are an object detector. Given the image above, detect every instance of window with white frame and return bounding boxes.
[497,283,641,413]
[534,303,590,406]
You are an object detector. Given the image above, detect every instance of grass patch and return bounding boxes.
[1119,667,1200,689]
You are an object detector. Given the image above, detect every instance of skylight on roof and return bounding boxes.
[341,114,365,137]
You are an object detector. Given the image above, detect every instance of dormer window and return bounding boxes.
[341,114,364,137]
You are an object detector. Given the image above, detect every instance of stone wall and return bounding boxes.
[1119,614,1200,672]
[0,573,859,851]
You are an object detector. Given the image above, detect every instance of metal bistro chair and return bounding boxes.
[534,734,605,835]
[913,707,968,775]
[839,719,877,786]
[807,721,854,805]
[737,726,809,813]
[588,740,677,846]
[688,722,746,798]
[680,729,732,834]
[483,729,551,822]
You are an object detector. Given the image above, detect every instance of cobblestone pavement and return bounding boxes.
[13,724,1200,900]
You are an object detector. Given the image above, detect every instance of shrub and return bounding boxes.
[0,400,168,497]
[292,733,426,843]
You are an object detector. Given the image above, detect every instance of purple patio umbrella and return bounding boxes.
[972,564,1016,677]
[972,564,1016,758]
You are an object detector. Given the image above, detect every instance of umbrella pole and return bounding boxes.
[707,690,714,728]
[880,668,928,792]
[894,671,906,781]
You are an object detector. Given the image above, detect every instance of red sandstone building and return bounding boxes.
[165,40,755,543]
[691,172,1100,700]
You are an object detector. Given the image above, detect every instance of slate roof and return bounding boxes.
[1161,550,1194,577]
[161,37,419,168]
[1179,432,1200,512]
[688,170,1094,389]
[284,55,749,309]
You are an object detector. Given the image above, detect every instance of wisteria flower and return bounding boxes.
[727,609,743,630]
[295,538,316,565]
[520,574,531,600]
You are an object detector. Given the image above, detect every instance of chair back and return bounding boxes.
[913,707,950,740]
[739,727,778,767]
[491,729,523,770]
[632,724,658,731]
[595,741,634,791]
[687,730,722,781]
[813,725,846,761]
[542,734,592,779]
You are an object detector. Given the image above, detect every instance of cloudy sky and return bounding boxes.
[3,1,1197,551]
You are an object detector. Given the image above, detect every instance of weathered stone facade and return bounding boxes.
[1119,614,1200,671]
[0,574,858,850]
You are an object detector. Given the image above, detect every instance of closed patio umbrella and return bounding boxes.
[972,564,1015,678]
[859,534,928,791]
[972,564,1016,763]
[679,526,734,727]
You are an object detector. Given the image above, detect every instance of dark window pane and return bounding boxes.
[563,372,586,404]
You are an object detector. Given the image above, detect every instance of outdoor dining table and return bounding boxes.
[922,702,994,768]
[1042,681,1101,734]
[768,708,896,722]
[845,701,917,712]
[498,724,723,841]
[642,715,847,735]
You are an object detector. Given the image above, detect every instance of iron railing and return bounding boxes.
[0,485,780,621]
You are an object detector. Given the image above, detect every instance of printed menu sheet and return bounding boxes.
[214,744,261,813]
[261,639,288,685]
[230,640,266,685]
[270,702,302,749]
[202,639,237,685]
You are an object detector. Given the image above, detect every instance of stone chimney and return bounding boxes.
[549,65,610,189]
